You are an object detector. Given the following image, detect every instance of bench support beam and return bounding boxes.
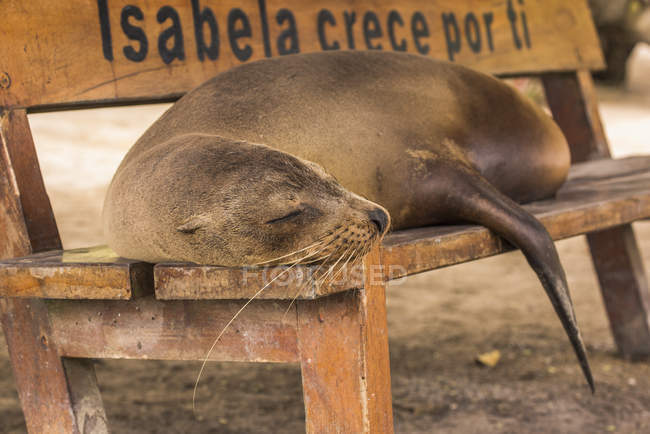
[297,247,394,433]
[0,110,107,433]
[544,71,650,357]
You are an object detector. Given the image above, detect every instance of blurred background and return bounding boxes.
[1,3,650,432]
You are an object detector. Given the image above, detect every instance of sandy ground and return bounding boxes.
[2,49,650,432]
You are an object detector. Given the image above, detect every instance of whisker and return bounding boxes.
[193,252,313,414]
[316,244,353,288]
[281,250,336,320]
[253,238,327,266]
[255,226,346,266]
[329,244,360,285]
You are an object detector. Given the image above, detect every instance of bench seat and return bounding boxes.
[1,156,649,301]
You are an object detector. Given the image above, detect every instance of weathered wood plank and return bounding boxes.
[47,296,300,363]
[543,70,611,163]
[0,117,30,259]
[0,246,153,299]
[1,0,603,110]
[2,156,650,300]
[62,359,110,434]
[297,247,393,432]
[0,298,79,433]
[0,110,62,252]
[0,111,82,433]
[155,262,364,300]
[588,225,650,357]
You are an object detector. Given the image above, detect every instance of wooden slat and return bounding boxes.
[1,0,603,111]
[0,115,30,259]
[0,246,153,299]
[158,156,650,295]
[543,70,611,163]
[155,261,364,300]
[382,156,650,280]
[0,110,62,252]
[47,296,300,363]
[3,156,649,300]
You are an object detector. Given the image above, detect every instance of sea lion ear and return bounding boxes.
[176,214,210,234]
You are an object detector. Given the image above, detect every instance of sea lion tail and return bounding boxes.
[445,168,594,392]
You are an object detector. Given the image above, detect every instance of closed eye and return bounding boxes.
[265,209,303,224]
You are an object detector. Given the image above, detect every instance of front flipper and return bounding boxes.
[439,165,594,392]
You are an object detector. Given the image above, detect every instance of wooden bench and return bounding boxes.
[1,0,649,432]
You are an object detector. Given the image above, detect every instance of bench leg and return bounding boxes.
[1,298,108,433]
[296,248,393,433]
[588,225,650,357]
[543,72,650,357]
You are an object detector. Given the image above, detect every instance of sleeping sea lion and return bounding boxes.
[103,51,593,390]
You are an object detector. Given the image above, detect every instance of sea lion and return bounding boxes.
[103,51,593,390]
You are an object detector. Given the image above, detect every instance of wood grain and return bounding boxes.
[588,226,650,357]
[0,116,31,259]
[543,70,611,163]
[544,71,650,357]
[47,296,300,363]
[0,110,62,252]
[0,247,153,299]
[62,358,109,434]
[297,247,394,432]
[0,116,78,432]
[0,110,106,434]
[1,0,603,110]
[155,262,363,300]
[2,156,650,300]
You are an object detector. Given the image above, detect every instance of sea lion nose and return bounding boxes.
[368,208,389,234]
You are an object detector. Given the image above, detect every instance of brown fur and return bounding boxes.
[103,133,386,265]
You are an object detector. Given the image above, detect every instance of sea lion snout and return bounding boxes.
[368,207,390,234]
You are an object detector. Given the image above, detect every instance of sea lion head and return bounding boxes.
[106,134,390,266]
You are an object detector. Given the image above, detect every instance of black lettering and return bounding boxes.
[363,12,382,50]
[317,9,340,50]
[343,11,356,49]
[121,6,148,62]
[191,0,219,61]
[157,6,185,64]
[411,12,430,55]
[257,0,272,57]
[228,9,253,62]
[483,12,494,51]
[521,11,531,48]
[464,13,481,53]
[276,9,299,55]
[387,11,406,51]
[442,13,461,61]
[97,0,113,61]
[507,0,522,49]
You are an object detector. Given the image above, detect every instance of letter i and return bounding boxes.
[519,0,531,48]
[507,0,522,49]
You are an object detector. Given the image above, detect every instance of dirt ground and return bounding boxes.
[2,47,650,433]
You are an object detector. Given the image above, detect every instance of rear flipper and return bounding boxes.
[440,165,594,392]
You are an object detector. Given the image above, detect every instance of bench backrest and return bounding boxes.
[1,0,608,258]
[1,0,603,111]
